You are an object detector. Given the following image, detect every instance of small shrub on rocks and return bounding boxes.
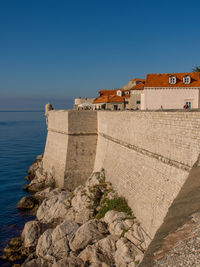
[96,197,132,219]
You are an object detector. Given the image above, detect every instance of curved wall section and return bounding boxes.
[94,111,200,238]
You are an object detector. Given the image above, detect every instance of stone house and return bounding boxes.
[141,72,200,110]
[126,82,145,109]
[93,78,145,110]
[93,89,128,110]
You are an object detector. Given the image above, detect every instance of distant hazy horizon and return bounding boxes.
[0,96,74,111]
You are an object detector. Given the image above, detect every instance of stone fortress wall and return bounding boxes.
[43,110,97,189]
[42,109,200,241]
[94,111,200,239]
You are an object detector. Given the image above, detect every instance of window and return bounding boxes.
[183,76,191,84]
[169,76,176,84]
[117,90,122,96]
[125,91,130,95]
[136,100,141,104]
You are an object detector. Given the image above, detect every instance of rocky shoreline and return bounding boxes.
[2,155,151,267]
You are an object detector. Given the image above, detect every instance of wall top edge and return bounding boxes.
[48,109,200,113]
[96,110,200,113]
[48,110,97,113]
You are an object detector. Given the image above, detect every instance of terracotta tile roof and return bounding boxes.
[109,95,124,103]
[130,78,146,82]
[93,88,130,104]
[145,72,200,88]
[93,96,108,104]
[99,89,118,96]
[93,95,125,104]
[130,82,145,90]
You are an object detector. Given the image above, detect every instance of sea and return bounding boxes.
[0,111,47,264]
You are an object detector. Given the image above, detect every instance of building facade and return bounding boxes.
[74,97,95,110]
[93,89,126,110]
[93,78,145,110]
[142,72,200,110]
[126,81,145,109]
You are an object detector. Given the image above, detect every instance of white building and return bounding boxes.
[141,72,200,110]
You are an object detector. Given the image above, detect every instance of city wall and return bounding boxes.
[42,110,97,189]
[94,111,200,239]
[42,109,200,240]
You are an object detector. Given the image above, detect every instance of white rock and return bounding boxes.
[70,186,94,223]
[79,235,117,265]
[103,210,130,236]
[34,187,52,199]
[36,191,70,223]
[114,238,143,267]
[36,220,79,261]
[22,220,41,248]
[51,221,79,259]
[103,210,128,225]
[69,219,108,251]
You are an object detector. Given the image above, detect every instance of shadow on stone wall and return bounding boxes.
[140,155,200,266]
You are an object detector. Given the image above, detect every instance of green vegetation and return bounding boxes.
[96,197,132,219]
[192,66,200,72]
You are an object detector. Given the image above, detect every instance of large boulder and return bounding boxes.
[24,165,55,193]
[34,187,52,199]
[22,221,41,248]
[69,219,108,251]
[79,235,117,266]
[17,195,39,211]
[69,186,97,224]
[114,238,143,266]
[36,190,70,223]
[36,221,79,262]
[36,229,54,262]
[103,210,134,236]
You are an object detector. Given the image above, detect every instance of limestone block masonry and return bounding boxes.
[43,110,97,190]
[93,111,200,239]
[42,109,200,243]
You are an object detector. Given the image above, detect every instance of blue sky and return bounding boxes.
[1,0,200,110]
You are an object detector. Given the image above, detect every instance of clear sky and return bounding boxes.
[1,0,200,110]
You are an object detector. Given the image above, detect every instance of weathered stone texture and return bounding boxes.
[43,109,200,241]
[42,110,97,189]
[94,111,200,238]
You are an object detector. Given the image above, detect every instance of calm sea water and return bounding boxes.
[0,111,47,257]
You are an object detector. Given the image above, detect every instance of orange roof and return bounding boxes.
[130,82,145,90]
[99,89,117,96]
[130,78,146,82]
[93,96,108,104]
[109,95,124,103]
[93,94,125,104]
[145,72,200,87]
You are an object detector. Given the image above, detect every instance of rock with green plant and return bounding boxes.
[12,169,151,266]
